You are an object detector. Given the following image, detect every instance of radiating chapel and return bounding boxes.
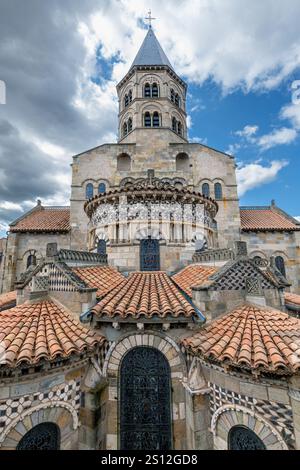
[1,26,300,451]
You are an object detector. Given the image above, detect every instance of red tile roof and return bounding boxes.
[0,291,16,311]
[73,265,125,298]
[91,272,196,319]
[0,299,105,367]
[172,264,218,296]
[240,208,299,232]
[285,292,300,309]
[182,304,300,375]
[10,207,70,233]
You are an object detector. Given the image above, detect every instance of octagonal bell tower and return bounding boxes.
[117,27,188,146]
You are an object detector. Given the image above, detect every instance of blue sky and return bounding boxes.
[1,0,300,238]
[186,78,300,214]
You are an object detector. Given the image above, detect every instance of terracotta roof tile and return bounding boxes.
[172,264,218,296]
[285,292,300,309]
[182,304,300,375]
[0,299,105,367]
[0,291,16,311]
[10,207,70,233]
[240,208,299,232]
[73,266,125,298]
[91,272,196,319]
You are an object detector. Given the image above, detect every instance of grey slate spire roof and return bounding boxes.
[130,28,173,70]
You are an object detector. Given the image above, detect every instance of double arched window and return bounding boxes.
[170,89,181,107]
[144,83,159,98]
[98,183,106,194]
[144,111,160,128]
[214,183,223,200]
[86,183,94,200]
[172,117,183,135]
[275,256,286,277]
[202,183,210,198]
[122,117,133,137]
[124,90,132,108]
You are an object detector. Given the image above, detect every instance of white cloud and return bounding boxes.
[82,0,300,91]
[236,160,288,197]
[257,127,298,150]
[295,216,300,222]
[190,136,208,145]
[281,102,300,130]
[186,115,193,129]
[235,125,259,139]
[0,201,23,211]
[225,143,241,156]
[1,0,300,232]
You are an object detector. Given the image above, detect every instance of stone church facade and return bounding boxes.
[0,27,300,451]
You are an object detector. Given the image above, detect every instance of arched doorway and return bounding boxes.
[16,422,61,450]
[120,346,172,450]
[228,425,266,450]
[140,237,160,271]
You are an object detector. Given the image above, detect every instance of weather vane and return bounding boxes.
[145,9,156,28]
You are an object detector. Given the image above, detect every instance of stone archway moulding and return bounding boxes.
[103,332,186,379]
[211,404,288,450]
[0,401,78,445]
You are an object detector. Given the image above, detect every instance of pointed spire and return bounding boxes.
[130,28,173,70]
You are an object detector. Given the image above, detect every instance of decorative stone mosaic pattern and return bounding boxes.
[209,383,295,448]
[0,379,81,436]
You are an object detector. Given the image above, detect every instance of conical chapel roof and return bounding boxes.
[130,27,174,70]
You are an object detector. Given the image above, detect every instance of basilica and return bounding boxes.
[0,26,300,451]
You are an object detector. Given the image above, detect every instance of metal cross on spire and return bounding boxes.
[145,9,156,28]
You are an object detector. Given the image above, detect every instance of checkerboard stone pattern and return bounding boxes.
[0,379,81,439]
[209,383,295,448]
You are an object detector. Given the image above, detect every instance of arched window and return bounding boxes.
[123,121,128,137]
[228,425,266,450]
[86,183,94,200]
[144,83,151,98]
[202,183,210,198]
[176,153,189,171]
[128,118,133,133]
[175,93,180,107]
[153,112,160,127]
[172,117,177,132]
[97,239,107,256]
[177,122,182,135]
[140,238,160,271]
[128,90,132,103]
[27,253,37,269]
[170,89,175,102]
[117,153,131,171]
[120,347,171,450]
[16,422,61,450]
[98,183,106,194]
[275,256,286,277]
[214,182,223,200]
[144,112,151,127]
[124,94,129,107]
[152,83,159,98]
